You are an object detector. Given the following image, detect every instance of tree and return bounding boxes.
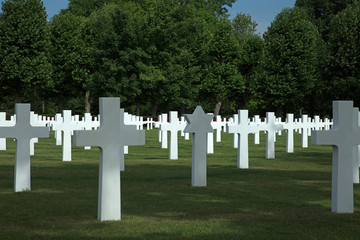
[49,12,94,112]
[295,0,354,41]
[68,0,111,17]
[201,18,244,116]
[257,7,323,116]
[0,0,51,110]
[232,13,263,110]
[327,1,360,106]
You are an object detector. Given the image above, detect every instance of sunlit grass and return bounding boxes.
[0,129,359,240]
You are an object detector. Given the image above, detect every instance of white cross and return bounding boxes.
[184,106,213,187]
[52,110,82,161]
[229,114,239,148]
[227,110,259,168]
[283,114,298,153]
[0,104,49,192]
[54,113,63,145]
[207,113,214,154]
[313,116,323,131]
[211,115,224,142]
[73,98,145,221]
[0,112,15,150]
[300,115,312,148]
[180,116,190,140]
[159,113,168,149]
[252,115,261,144]
[159,111,185,160]
[259,112,283,159]
[312,101,360,213]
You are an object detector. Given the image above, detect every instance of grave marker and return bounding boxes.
[312,101,360,213]
[52,110,82,161]
[184,106,213,187]
[259,112,283,159]
[283,114,297,153]
[159,111,184,160]
[227,110,259,168]
[0,104,49,192]
[74,98,145,221]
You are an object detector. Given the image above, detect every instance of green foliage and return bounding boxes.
[201,18,244,115]
[327,1,360,105]
[0,0,51,109]
[48,12,88,111]
[257,7,323,115]
[232,13,263,110]
[295,0,355,40]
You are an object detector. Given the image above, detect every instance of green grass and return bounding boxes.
[1,130,360,240]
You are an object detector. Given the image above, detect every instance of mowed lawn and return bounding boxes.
[0,129,360,240]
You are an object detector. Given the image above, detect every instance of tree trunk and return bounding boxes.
[213,101,222,116]
[33,87,37,112]
[57,95,63,113]
[84,90,91,113]
[14,87,21,112]
[151,102,157,117]
[42,100,45,114]
[180,103,186,115]
[136,101,141,116]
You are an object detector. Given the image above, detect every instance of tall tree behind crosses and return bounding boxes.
[0,0,51,111]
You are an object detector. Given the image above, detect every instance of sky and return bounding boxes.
[1,0,297,35]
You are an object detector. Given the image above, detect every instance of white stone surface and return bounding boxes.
[184,106,213,187]
[159,111,185,160]
[283,114,297,153]
[74,98,145,221]
[0,112,15,150]
[311,101,359,213]
[52,110,82,161]
[227,110,259,169]
[252,115,261,144]
[300,115,312,148]
[259,112,283,159]
[0,104,49,192]
[211,115,224,142]
[160,114,168,149]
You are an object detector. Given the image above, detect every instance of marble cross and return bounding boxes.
[227,110,259,168]
[0,112,15,150]
[184,106,213,187]
[52,110,82,161]
[300,115,312,148]
[259,112,283,159]
[211,115,224,142]
[283,114,297,153]
[159,111,184,160]
[0,104,49,192]
[312,101,360,213]
[252,115,261,144]
[73,98,145,221]
[160,113,168,149]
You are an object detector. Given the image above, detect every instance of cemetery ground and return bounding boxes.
[1,130,360,240]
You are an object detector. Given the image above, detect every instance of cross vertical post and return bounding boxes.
[259,112,283,159]
[184,106,213,187]
[159,111,184,160]
[227,110,259,169]
[73,98,145,221]
[312,101,360,213]
[0,104,49,192]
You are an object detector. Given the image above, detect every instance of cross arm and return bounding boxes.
[73,130,102,147]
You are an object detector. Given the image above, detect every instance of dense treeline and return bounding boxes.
[0,0,359,118]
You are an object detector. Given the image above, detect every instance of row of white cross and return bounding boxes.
[0,99,357,221]
[154,111,333,163]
